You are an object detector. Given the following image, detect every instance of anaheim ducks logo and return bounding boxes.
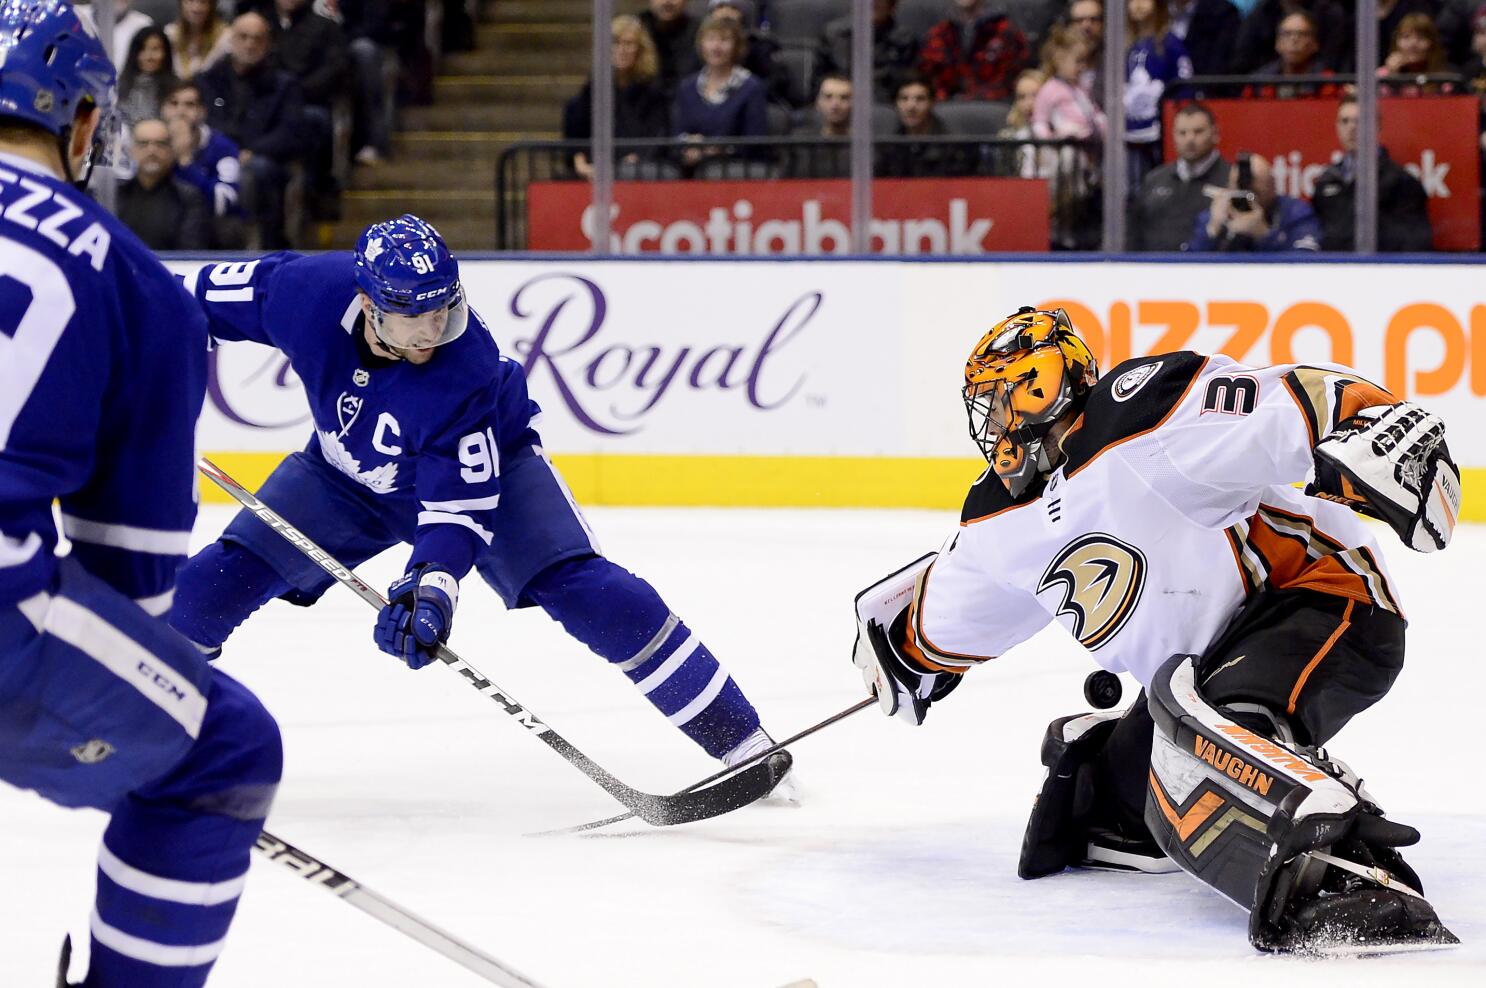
[1038,534,1147,650]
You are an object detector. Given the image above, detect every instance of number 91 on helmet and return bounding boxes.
[963,307,1099,498]
[353,214,469,353]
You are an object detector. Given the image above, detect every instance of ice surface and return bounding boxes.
[3,507,1483,987]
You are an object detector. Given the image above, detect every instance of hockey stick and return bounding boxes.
[253,830,544,986]
[535,696,876,836]
[197,458,788,827]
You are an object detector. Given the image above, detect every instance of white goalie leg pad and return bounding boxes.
[851,553,936,720]
[1313,401,1460,552]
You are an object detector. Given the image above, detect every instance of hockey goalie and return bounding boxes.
[852,306,1462,953]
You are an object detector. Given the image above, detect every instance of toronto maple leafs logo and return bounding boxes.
[317,431,400,494]
[364,236,385,262]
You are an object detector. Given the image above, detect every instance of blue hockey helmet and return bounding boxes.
[0,0,120,181]
[353,214,469,352]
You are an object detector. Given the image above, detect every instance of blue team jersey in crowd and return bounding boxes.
[176,127,242,217]
[185,251,542,578]
[0,151,207,611]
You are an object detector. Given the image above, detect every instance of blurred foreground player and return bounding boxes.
[852,307,1461,952]
[0,3,281,985]
[169,216,790,779]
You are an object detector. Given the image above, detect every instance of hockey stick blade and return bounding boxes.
[255,830,545,986]
[535,697,874,836]
[197,458,781,828]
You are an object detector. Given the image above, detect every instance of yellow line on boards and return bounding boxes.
[195,452,1486,521]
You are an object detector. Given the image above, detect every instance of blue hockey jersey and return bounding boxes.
[0,151,207,612]
[175,128,241,217]
[185,251,542,579]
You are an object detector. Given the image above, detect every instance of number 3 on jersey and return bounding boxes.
[458,428,499,483]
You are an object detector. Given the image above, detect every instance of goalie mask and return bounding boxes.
[963,307,1099,498]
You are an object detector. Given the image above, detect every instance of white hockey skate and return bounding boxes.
[725,729,801,806]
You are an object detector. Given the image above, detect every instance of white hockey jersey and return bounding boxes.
[903,351,1403,688]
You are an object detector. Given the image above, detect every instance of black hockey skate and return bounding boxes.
[1254,808,1460,955]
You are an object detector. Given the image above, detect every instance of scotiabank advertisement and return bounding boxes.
[179,259,1486,511]
[526,178,1051,254]
[1162,96,1481,251]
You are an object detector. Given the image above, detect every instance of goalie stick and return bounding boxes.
[535,696,876,836]
[197,458,789,827]
[253,830,544,986]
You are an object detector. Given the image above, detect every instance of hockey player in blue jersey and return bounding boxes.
[0,3,282,986]
[169,215,789,778]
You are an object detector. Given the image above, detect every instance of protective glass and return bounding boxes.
[369,295,470,351]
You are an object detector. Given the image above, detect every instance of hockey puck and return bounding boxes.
[1083,670,1123,709]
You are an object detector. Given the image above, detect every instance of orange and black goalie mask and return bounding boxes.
[963,307,1099,498]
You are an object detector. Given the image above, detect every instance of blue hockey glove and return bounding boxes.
[374,565,459,669]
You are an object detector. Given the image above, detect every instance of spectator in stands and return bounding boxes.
[1459,3,1486,96]
[788,73,852,178]
[197,11,303,248]
[117,117,211,249]
[1438,0,1479,67]
[996,67,1048,177]
[338,0,406,164]
[1128,101,1229,250]
[705,1,785,107]
[1378,0,1439,66]
[1247,10,1340,97]
[1380,12,1460,95]
[166,0,230,79]
[266,0,350,203]
[119,27,179,125]
[1067,0,1105,105]
[162,79,245,246]
[1312,96,1434,251]
[919,0,1031,102]
[1125,0,1192,186]
[1190,151,1321,251]
[1167,0,1239,76]
[642,0,702,100]
[877,74,970,177]
[816,0,920,103]
[80,0,155,72]
[797,72,853,138]
[563,13,670,180]
[674,13,768,167]
[1231,0,1349,74]
[1034,26,1105,247]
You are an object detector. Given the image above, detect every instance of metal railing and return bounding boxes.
[496,135,1100,251]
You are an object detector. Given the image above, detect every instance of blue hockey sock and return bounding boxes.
[85,673,280,988]
[525,556,761,759]
[169,540,290,651]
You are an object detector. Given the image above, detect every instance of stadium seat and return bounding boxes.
[767,102,793,136]
[873,101,900,134]
[769,0,848,48]
[775,45,817,107]
[935,99,1011,135]
[694,157,781,180]
[896,0,947,41]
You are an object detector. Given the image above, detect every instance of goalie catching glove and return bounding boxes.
[1310,401,1460,553]
[374,564,459,669]
[851,553,961,725]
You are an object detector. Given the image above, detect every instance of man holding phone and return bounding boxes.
[1189,150,1322,251]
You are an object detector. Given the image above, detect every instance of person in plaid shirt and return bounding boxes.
[918,0,1031,101]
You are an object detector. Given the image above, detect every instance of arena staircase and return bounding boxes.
[325,0,592,250]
